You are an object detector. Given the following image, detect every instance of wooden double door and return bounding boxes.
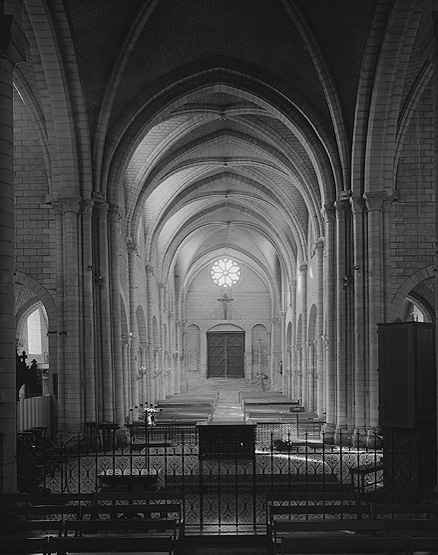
[207,332,245,378]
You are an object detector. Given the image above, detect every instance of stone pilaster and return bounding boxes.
[0,11,27,493]
[298,263,308,407]
[127,239,139,407]
[289,278,297,400]
[82,199,96,422]
[334,196,350,437]
[146,263,155,402]
[433,14,438,398]
[96,200,114,421]
[364,192,386,432]
[321,204,336,441]
[61,197,82,430]
[109,207,124,424]
[314,238,325,416]
[350,195,367,445]
[52,202,66,421]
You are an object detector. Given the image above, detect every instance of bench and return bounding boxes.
[266,494,372,553]
[48,535,174,554]
[6,503,82,521]
[0,536,53,554]
[371,503,438,519]
[63,518,181,553]
[81,501,185,549]
[94,490,185,509]
[0,519,64,537]
[271,519,388,555]
[2,492,95,506]
[280,534,409,554]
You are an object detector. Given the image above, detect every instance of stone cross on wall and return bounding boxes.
[218,293,234,320]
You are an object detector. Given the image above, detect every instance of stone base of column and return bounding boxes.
[366,428,383,449]
[351,427,368,447]
[322,423,336,444]
[334,425,352,447]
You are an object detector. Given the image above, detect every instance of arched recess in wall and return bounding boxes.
[251,324,268,386]
[15,272,57,365]
[186,324,201,373]
[401,286,434,323]
[390,266,435,322]
[16,301,48,363]
[307,304,318,411]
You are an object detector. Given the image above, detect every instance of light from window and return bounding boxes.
[211,258,241,287]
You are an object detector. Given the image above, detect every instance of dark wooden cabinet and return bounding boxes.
[378,321,437,492]
[378,321,436,428]
[197,422,255,459]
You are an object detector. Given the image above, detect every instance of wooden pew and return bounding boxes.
[0,519,64,537]
[2,492,95,506]
[0,536,53,555]
[281,534,409,555]
[266,493,372,553]
[63,518,181,553]
[266,491,360,507]
[384,518,438,537]
[408,536,438,555]
[271,519,387,555]
[47,535,174,554]
[371,503,438,519]
[6,503,82,521]
[81,499,185,550]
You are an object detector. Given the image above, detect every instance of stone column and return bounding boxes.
[334,197,350,437]
[350,195,367,444]
[82,199,96,422]
[127,240,139,408]
[289,278,297,400]
[122,335,132,419]
[321,204,336,442]
[61,198,82,430]
[146,264,155,402]
[109,207,124,424]
[298,263,308,406]
[279,311,287,394]
[364,192,386,433]
[432,17,438,466]
[96,201,114,421]
[0,10,27,493]
[314,238,324,416]
[52,202,66,422]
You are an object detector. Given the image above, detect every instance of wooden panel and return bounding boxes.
[378,324,415,428]
[378,321,436,428]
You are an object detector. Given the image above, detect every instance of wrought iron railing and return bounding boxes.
[6,424,438,530]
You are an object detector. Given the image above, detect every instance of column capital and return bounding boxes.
[350,195,365,215]
[127,236,138,253]
[298,262,307,274]
[96,201,109,218]
[59,197,81,214]
[321,203,336,223]
[314,237,324,254]
[334,198,350,219]
[146,262,155,275]
[82,198,94,216]
[363,191,386,212]
[109,206,122,221]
